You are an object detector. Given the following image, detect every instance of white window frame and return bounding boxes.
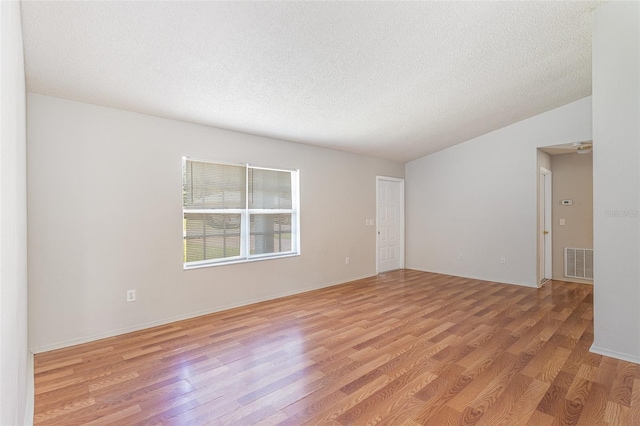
[183,158,300,269]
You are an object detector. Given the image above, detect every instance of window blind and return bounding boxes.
[183,158,299,267]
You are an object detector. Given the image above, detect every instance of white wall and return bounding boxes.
[405,97,592,287]
[592,0,640,364]
[0,1,30,424]
[27,94,404,352]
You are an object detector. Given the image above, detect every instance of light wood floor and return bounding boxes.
[34,270,640,425]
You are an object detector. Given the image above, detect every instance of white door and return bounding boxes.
[539,168,552,284]
[377,177,404,273]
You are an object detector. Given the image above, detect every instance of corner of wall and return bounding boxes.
[592,0,640,362]
[23,353,34,426]
[0,1,30,424]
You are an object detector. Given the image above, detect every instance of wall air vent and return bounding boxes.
[564,247,593,280]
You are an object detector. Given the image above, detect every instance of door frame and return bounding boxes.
[538,167,552,285]
[376,176,405,274]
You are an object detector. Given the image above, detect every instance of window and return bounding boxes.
[182,158,299,268]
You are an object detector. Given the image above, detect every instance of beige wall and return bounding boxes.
[27,93,404,352]
[551,152,593,284]
[0,1,30,424]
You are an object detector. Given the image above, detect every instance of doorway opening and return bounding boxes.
[537,142,594,286]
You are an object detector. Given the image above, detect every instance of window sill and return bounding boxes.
[183,252,300,270]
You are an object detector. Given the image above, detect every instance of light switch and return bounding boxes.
[560,219,565,226]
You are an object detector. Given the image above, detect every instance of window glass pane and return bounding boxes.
[184,213,241,262]
[184,161,246,209]
[249,168,292,209]
[250,214,292,255]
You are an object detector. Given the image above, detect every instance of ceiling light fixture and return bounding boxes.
[572,142,592,154]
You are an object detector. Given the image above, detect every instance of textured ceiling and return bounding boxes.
[21,1,600,163]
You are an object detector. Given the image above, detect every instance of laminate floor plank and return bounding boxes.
[33,270,640,425]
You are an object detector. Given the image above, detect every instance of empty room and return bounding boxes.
[1,0,639,425]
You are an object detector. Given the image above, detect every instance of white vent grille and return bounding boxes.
[564,247,593,280]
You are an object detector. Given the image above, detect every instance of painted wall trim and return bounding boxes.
[30,274,373,354]
[538,167,552,285]
[590,344,640,366]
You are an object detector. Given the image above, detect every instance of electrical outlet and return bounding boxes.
[500,257,506,264]
[345,257,350,264]
[458,254,464,261]
[560,219,565,226]
[127,289,136,302]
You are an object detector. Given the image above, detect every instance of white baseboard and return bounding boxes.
[30,274,373,354]
[590,344,640,365]
[24,352,34,426]
[404,266,538,288]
